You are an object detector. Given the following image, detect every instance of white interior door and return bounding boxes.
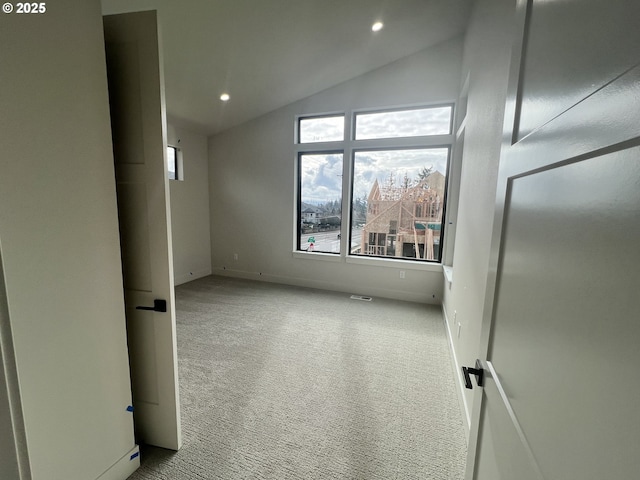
[104,10,182,451]
[465,1,640,478]
[0,242,22,479]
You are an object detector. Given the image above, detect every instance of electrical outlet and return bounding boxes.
[453,310,457,321]
[233,253,238,261]
[399,270,405,279]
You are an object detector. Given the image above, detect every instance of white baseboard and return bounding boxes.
[211,266,436,304]
[442,303,471,437]
[174,268,212,286]
[96,445,140,480]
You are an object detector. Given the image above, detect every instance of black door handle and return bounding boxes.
[462,359,484,389]
[136,299,167,312]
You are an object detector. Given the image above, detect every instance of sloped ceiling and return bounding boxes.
[101,0,473,136]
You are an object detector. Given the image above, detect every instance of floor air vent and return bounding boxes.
[350,295,373,301]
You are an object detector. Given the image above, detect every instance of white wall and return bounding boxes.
[442,0,516,430]
[0,1,136,478]
[167,124,212,285]
[208,39,463,303]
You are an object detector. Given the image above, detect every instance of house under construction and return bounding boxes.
[358,171,446,261]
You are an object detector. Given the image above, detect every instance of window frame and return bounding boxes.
[296,113,346,144]
[349,144,452,263]
[294,103,455,266]
[296,150,345,254]
[352,104,454,141]
[167,145,183,181]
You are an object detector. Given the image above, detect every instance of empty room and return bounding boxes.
[1,1,638,479]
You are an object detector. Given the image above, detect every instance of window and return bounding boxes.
[298,115,344,143]
[297,153,343,253]
[295,105,452,263]
[354,106,452,140]
[352,148,449,261]
[167,145,182,180]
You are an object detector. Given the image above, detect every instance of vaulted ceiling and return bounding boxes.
[101,0,473,136]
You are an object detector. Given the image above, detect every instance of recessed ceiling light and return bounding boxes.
[220,93,230,102]
[371,22,383,32]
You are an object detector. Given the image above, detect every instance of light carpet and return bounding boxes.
[127,275,467,479]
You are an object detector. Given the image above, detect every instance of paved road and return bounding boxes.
[300,227,362,253]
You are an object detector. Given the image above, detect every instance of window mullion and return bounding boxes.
[352,134,453,151]
[340,113,354,256]
[296,104,453,263]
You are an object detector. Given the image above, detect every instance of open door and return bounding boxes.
[104,10,182,451]
[464,1,640,478]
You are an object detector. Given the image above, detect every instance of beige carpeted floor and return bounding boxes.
[128,275,467,479]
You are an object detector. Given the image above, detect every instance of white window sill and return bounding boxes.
[443,265,453,285]
[293,250,443,272]
[292,251,342,262]
[346,255,442,272]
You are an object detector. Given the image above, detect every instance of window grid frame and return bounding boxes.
[167,145,182,181]
[295,103,454,265]
[296,150,345,254]
[352,104,454,141]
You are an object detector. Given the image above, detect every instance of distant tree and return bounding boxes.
[320,216,341,226]
[417,166,433,182]
[385,172,395,189]
[401,172,412,190]
[352,195,367,225]
[319,198,341,215]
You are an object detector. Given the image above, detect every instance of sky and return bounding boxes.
[355,106,451,139]
[300,154,343,204]
[299,116,344,143]
[300,148,449,204]
[353,148,448,200]
[300,148,448,204]
[299,106,452,143]
[299,106,451,204]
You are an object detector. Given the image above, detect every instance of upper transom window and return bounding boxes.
[298,115,345,143]
[295,104,453,263]
[354,106,452,140]
[167,145,182,181]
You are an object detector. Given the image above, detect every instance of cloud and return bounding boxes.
[299,116,344,143]
[355,106,451,140]
[298,107,452,204]
[353,148,449,196]
[300,153,343,203]
[300,148,449,205]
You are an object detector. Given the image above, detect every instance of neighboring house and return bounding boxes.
[361,171,445,260]
[300,203,323,224]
